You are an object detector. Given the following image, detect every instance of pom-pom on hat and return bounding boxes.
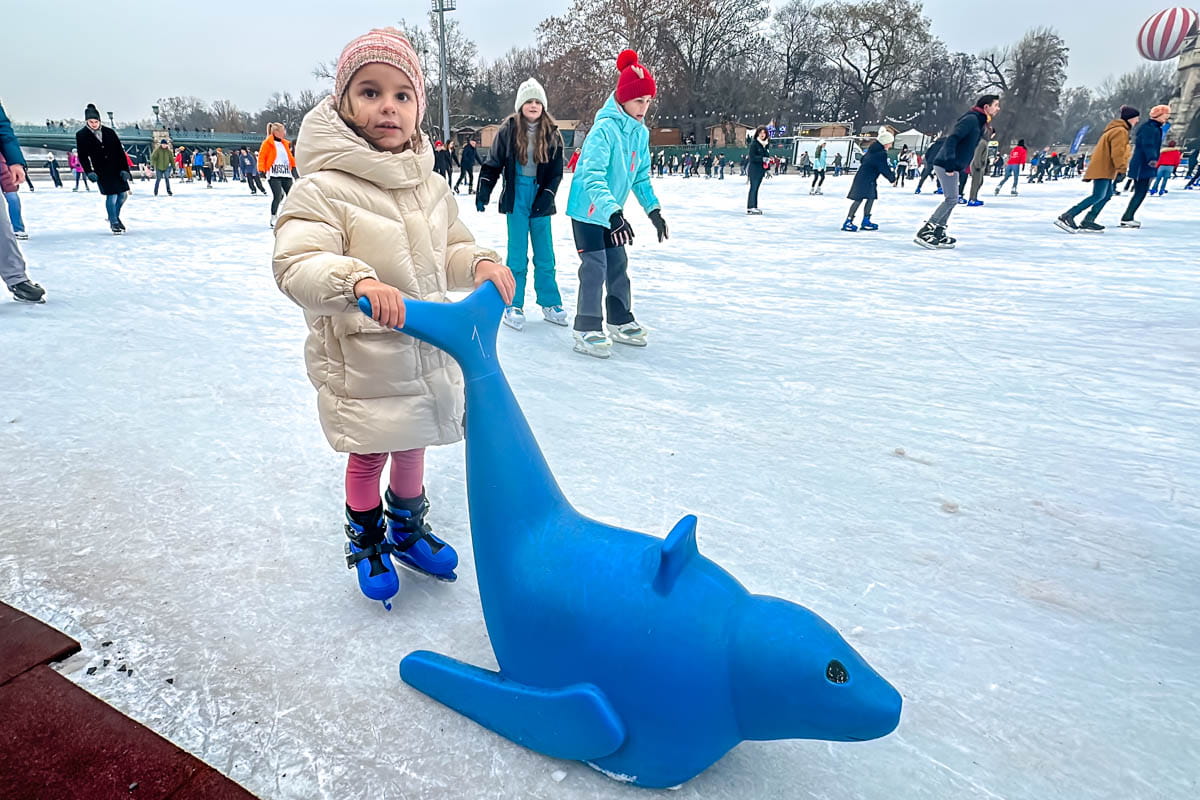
[515,78,549,113]
[876,128,895,147]
[84,104,101,121]
[335,27,426,125]
[1120,105,1140,121]
[615,49,657,104]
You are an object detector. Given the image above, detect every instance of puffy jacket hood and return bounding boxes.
[594,92,640,134]
[297,96,435,191]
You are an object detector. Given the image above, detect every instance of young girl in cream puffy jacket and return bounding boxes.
[272,27,515,607]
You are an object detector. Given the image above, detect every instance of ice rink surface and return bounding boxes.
[2,167,1197,799]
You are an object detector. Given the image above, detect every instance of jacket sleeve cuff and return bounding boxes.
[342,264,377,305]
[470,250,501,280]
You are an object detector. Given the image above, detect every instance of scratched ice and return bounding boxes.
[1,171,1197,799]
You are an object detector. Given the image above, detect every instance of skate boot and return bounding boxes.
[966,199,983,207]
[13,231,28,240]
[933,224,957,249]
[1079,220,1105,233]
[607,321,648,347]
[10,280,46,304]
[110,223,123,235]
[914,222,939,249]
[541,305,568,326]
[841,217,858,232]
[1054,214,1079,234]
[573,330,612,358]
[1120,219,1141,228]
[385,489,458,581]
[860,216,878,231]
[502,306,525,331]
[344,504,400,608]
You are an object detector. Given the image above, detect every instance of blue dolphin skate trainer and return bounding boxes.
[359,286,901,788]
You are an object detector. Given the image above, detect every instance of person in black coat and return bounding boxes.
[844,132,896,231]
[914,137,946,194]
[454,138,479,194]
[915,94,1000,249]
[75,103,132,234]
[1120,105,1170,227]
[746,126,770,214]
[477,79,567,327]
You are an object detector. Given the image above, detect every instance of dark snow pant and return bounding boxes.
[812,169,826,189]
[915,164,934,192]
[1064,179,1114,223]
[571,219,634,333]
[928,167,959,227]
[202,166,213,186]
[747,168,765,209]
[848,198,874,220]
[1121,179,1151,222]
[454,166,474,193]
[247,174,265,194]
[49,165,62,187]
[269,177,294,215]
[74,172,91,191]
[154,169,172,195]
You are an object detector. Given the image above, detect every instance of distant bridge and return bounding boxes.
[13,125,266,160]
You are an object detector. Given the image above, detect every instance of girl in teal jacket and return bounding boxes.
[564,49,669,358]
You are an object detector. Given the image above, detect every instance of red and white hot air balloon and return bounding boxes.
[1137,7,1199,61]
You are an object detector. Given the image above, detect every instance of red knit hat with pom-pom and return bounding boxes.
[615,49,656,103]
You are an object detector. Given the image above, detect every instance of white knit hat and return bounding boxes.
[514,78,548,113]
[877,128,895,146]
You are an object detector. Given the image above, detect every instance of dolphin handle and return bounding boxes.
[357,285,505,376]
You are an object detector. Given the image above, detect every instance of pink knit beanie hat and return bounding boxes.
[335,27,426,125]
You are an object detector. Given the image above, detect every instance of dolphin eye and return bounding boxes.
[826,660,849,684]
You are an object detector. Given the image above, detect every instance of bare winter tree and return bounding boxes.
[657,0,770,138]
[771,0,830,125]
[813,0,933,122]
[981,27,1070,147]
[895,46,981,135]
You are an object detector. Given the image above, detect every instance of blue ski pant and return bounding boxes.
[1064,179,1114,222]
[506,174,561,309]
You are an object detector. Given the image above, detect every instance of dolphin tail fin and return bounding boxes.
[357,282,503,379]
[652,515,699,595]
[401,650,626,761]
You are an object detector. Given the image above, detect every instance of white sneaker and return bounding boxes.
[607,321,648,347]
[573,330,611,358]
[502,306,526,331]
[541,305,568,326]
[13,231,28,240]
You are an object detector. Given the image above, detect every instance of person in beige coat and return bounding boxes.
[272,27,514,606]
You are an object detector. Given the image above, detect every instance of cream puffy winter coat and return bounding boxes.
[273,97,499,453]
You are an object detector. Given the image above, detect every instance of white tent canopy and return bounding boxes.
[894,128,932,152]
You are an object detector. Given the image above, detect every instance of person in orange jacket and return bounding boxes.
[258,122,298,227]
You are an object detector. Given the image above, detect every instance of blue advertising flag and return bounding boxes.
[1070,125,1091,154]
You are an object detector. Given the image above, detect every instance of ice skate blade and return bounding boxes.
[1054,220,1078,234]
[13,296,46,304]
[573,342,612,359]
[395,559,458,583]
[914,237,939,250]
[609,336,647,347]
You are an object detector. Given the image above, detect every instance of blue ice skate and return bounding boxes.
[344,507,400,610]
[359,288,901,789]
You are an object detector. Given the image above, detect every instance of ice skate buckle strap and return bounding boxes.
[345,540,396,569]
[383,509,446,555]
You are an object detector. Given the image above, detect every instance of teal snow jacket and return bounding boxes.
[566,93,660,225]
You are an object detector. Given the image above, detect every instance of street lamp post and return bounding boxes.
[107,111,115,129]
[432,0,457,144]
[153,105,161,127]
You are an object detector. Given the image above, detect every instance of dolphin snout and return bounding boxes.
[849,680,902,741]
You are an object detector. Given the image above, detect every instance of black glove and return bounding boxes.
[87,172,98,182]
[609,212,634,247]
[648,209,668,242]
[120,170,132,183]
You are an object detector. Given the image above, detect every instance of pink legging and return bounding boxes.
[346,449,425,511]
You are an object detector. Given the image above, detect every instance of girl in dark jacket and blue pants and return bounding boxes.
[477,78,567,330]
[844,131,896,231]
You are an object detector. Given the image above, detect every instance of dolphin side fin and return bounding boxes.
[652,515,699,595]
[400,651,626,762]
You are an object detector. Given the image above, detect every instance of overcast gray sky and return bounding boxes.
[6,0,1182,124]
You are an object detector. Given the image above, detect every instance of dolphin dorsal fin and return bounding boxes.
[653,515,699,595]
